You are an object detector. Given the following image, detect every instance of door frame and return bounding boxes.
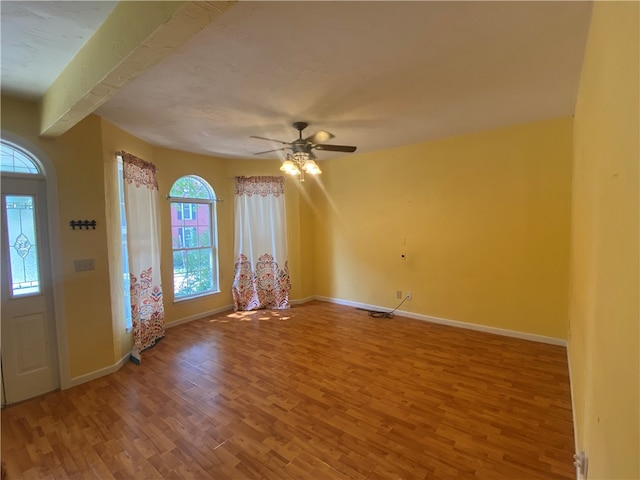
[1,131,71,397]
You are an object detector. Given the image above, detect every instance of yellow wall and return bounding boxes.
[1,96,115,378]
[569,2,639,478]
[297,180,316,299]
[313,117,573,339]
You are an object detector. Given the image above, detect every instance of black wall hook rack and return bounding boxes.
[70,220,96,230]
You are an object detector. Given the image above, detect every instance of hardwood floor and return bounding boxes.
[1,301,575,479]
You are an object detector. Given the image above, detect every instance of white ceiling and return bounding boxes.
[0,1,118,99]
[1,1,592,161]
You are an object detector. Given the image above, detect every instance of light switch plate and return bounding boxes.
[74,259,95,272]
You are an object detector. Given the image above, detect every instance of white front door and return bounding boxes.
[1,176,59,404]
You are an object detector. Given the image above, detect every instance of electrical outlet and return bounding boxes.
[396,290,402,299]
[573,451,588,478]
[406,292,412,300]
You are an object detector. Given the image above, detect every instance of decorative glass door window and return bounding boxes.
[5,195,41,296]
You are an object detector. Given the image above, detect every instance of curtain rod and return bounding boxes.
[163,194,223,203]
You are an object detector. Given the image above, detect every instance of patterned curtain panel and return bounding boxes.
[232,176,291,311]
[122,152,165,363]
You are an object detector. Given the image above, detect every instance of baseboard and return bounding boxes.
[166,304,234,329]
[291,295,315,305]
[566,342,581,480]
[166,298,315,325]
[314,295,567,346]
[314,295,380,310]
[67,351,130,388]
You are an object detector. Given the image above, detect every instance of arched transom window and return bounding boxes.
[1,142,41,175]
[169,175,219,300]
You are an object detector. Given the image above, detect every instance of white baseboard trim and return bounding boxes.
[166,304,234,329]
[566,343,581,480]
[68,351,130,388]
[166,298,315,325]
[314,295,567,346]
[291,295,316,305]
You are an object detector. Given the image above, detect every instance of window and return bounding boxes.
[177,226,197,248]
[5,195,41,296]
[1,142,40,174]
[170,176,219,300]
[176,203,195,221]
[117,158,133,329]
[1,142,43,297]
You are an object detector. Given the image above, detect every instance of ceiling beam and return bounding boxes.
[39,1,236,138]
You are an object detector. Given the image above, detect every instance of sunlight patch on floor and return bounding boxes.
[208,310,292,322]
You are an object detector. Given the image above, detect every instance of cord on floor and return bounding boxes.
[356,295,410,319]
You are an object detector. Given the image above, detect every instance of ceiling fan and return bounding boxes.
[250,121,357,158]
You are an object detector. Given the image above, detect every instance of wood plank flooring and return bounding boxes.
[1,301,575,479]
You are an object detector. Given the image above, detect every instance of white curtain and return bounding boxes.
[232,176,291,310]
[122,152,165,363]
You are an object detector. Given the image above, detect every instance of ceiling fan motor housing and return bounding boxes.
[291,139,311,153]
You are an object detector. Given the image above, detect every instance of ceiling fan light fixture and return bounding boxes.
[302,159,321,175]
[253,122,355,181]
[280,159,300,175]
[282,152,320,181]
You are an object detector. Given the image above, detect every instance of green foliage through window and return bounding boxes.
[170,176,212,199]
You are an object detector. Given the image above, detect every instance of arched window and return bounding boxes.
[169,176,219,300]
[1,142,41,175]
